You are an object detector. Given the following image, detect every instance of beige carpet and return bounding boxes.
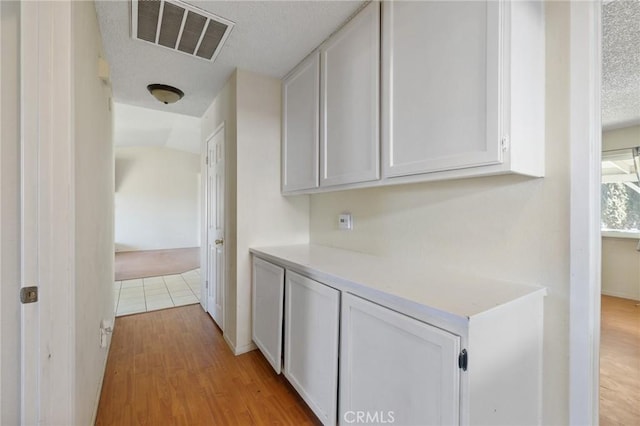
[115,247,200,281]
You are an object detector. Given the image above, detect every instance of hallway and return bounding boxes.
[95,305,319,425]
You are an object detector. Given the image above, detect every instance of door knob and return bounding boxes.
[215,239,224,245]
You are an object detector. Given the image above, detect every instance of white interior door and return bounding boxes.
[206,126,224,328]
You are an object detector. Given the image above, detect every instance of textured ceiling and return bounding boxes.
[603,0,640,130]
[99,1,638,129]
[95,0,364,117]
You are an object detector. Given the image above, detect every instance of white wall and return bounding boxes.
[0,1,21,424]
[602,124,640,151]
[601,125,640,300]
[308,4,569,425]
[201,69,309,353]
[115,146,200,251]
[602,237,640,300]
[234,69,309,350]
[72,1,114,424]
[114,102,201,154]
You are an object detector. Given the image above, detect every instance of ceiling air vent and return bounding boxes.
[131,0,234,62]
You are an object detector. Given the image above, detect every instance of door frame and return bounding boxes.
[569,1,602,425]
[20,1,76,424]
[203,122,225,331]
[0,1,22,423]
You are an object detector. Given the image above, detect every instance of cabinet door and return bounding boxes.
[282,51,320,192]
[340,293,460,426]
[320,1,379,187]
[284,271,340,426]
[382,1,502,178]
[251,257,284,374]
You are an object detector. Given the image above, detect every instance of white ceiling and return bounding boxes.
[602,0,640,130]
[113,102,201,154]
[95,0,364,118]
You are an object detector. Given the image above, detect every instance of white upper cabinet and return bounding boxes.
[320,1,380,187]
[382,0,545,180]
[282,51,320,193]
[281,0,544,194]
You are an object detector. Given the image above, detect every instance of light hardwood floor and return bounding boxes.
[96,305,319,425]
[600,295,640,425]
[96,295,637,425]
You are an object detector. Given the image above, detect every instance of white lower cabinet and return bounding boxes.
[251,257,284,374]
[284,271,340,426]
[339,293,460,426]
[251,247,544,426]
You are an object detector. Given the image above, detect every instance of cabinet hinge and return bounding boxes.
[501,136,509,152]
[205,280,209,289]
[205,156,209,166]
[20,286,38,304]
[458,349,468,371]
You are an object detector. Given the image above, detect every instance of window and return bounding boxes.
[601,147,640,234]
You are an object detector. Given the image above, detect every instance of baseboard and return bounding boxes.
[91,314,116,425]
[115,246,200,254]
[601,289,640,301]
[223,334,257,355]
[235,341,257,355]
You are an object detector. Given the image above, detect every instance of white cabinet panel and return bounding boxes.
[251,257,284,374]
[382,0,501,177]
[340,293,460,426]
[284,271,340,426]
[320,1,379,187]
[282,51,320,192]
[382,1,545,181]
[251,246,545,426]
[281,0,543,195]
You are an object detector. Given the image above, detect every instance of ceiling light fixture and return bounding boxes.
[147,84,184,104]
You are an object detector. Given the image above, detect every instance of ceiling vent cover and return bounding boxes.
[131,0,234,62]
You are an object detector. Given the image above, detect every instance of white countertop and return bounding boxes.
[250,244,546,323]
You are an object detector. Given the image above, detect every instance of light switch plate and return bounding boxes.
[338,213,353,230]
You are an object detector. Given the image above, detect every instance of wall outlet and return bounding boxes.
[338,213,353,230]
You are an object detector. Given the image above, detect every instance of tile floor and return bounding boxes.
[114,269,201,317]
